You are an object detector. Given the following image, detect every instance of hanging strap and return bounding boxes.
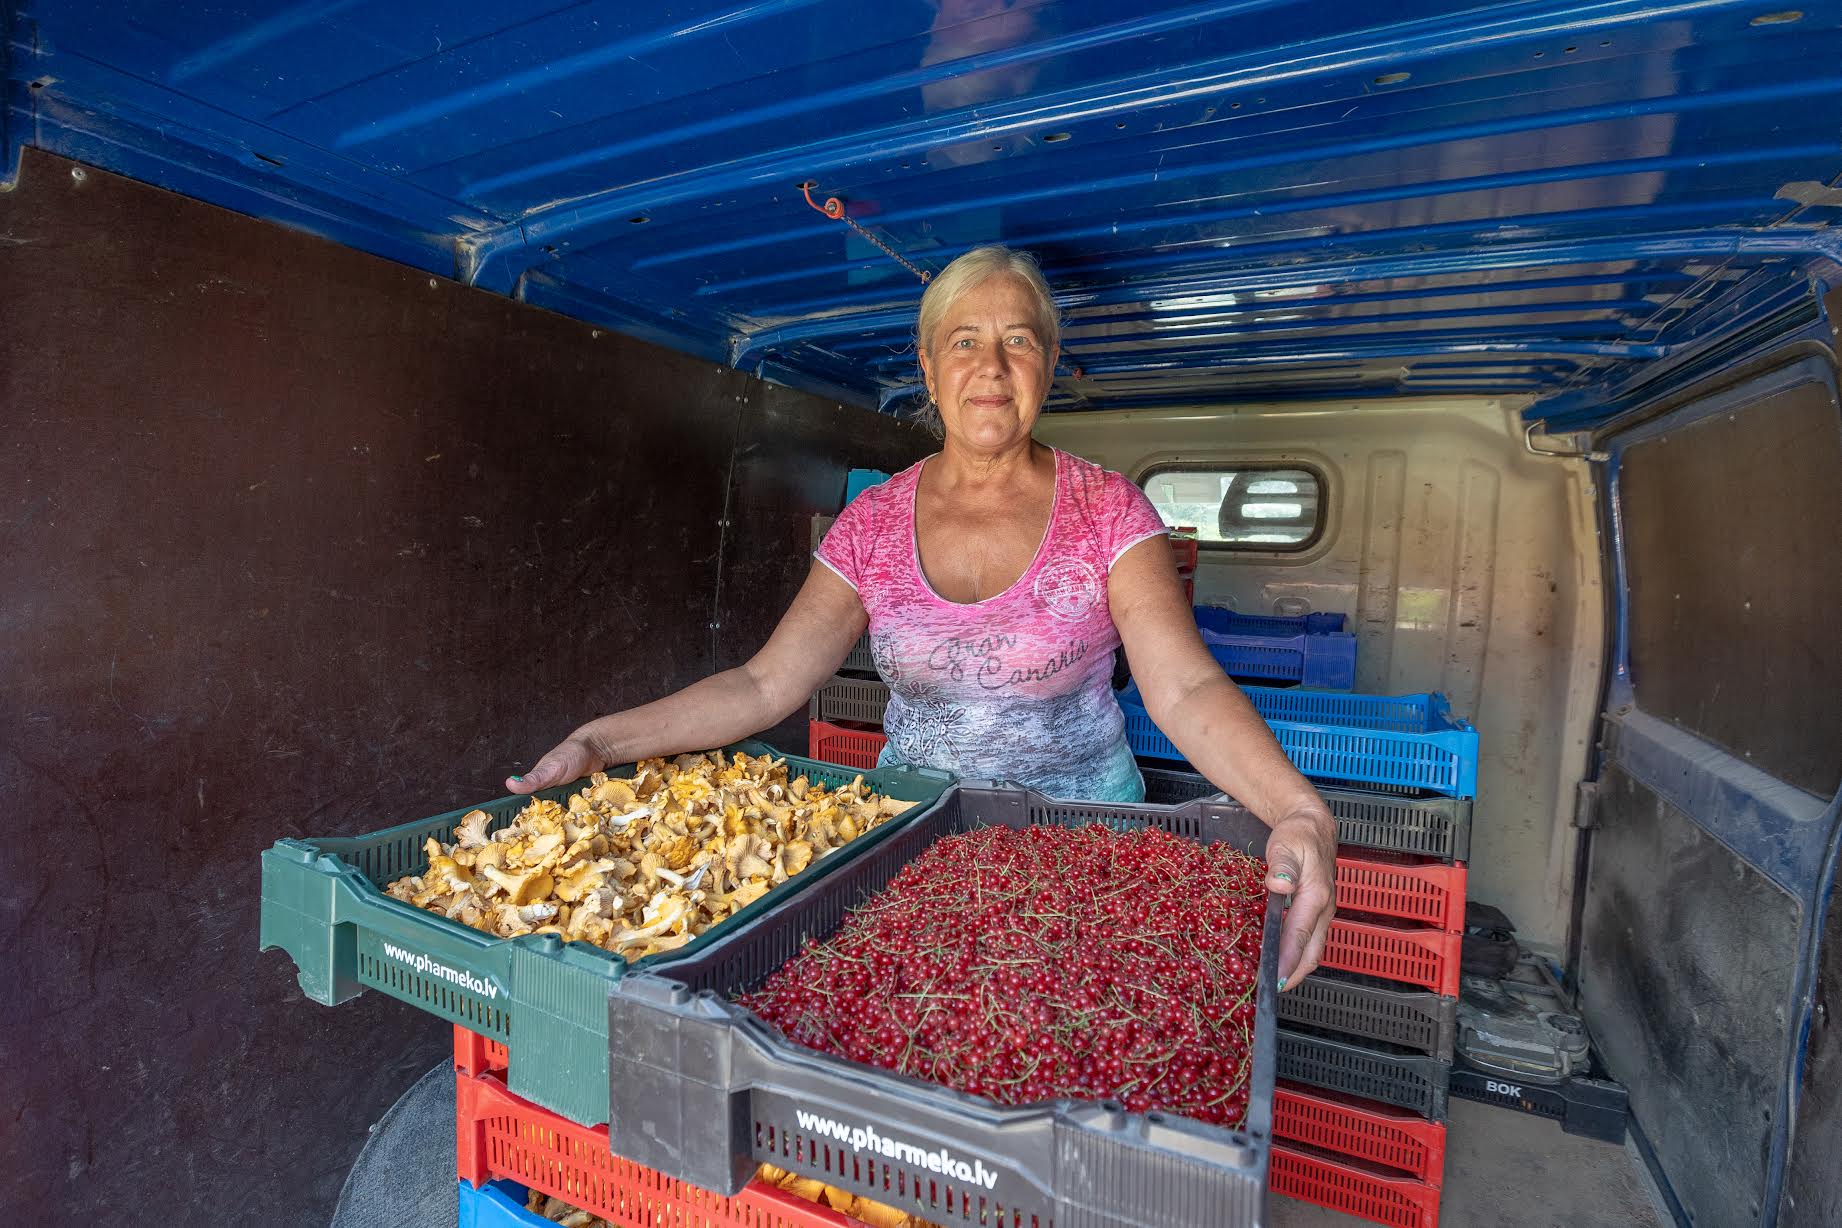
[802,182,932,285]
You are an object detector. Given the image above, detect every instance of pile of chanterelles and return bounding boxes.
[385,750,916,959]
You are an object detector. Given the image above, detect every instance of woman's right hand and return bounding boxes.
[505,725,613,795]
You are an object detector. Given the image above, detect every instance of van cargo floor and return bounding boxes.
[1272,1097,1670,1227]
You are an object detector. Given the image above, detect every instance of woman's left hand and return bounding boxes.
[1104,536,1340,989]
[1264,809,1338,990]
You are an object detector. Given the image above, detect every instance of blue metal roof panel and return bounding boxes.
[7,0,1840,423]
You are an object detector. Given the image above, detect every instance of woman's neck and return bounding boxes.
[931,436,1048,490]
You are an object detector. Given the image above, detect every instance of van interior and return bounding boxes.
[3,3,1838,1226]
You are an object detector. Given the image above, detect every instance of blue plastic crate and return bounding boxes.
[458,1180,544,1228]
[1118,682,1478,799]
[1200,629,1357,689]
[843,468,890,503]
[1195,606,1347,637]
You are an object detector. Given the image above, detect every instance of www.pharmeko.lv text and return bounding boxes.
[793,1110,998,1189]
[381,941,500,1000]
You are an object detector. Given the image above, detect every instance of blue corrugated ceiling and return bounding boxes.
[7,1,1842,425]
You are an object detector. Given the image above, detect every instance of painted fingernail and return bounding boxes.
[511,775,525,783]
[1277,977,1288,991]
[1272,870,1295,883]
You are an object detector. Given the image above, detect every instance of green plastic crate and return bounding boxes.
[258,740,951,1128]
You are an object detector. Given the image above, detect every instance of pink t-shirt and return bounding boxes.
[816,448,1170,800]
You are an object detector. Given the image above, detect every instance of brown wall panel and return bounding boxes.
[1620,375,1842,797]
[715,384,935,749]
[0,149,906,1223]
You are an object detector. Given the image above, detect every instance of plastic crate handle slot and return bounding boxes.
[258,841,362,1005]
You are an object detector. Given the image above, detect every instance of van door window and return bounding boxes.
[1139,466,1323,550]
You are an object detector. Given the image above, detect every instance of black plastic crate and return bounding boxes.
[1276,1028,1450,1121]
[1278,971,1458,1059]
[607,784,1285,1228]
[1140,766,1224,805]
[1137,769,1472,862]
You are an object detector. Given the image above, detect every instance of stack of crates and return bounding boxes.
[806,511,890,769]
[1195,605,1359,690]
[258,734,956,1228]
[1268,838,1464,1228]
[1130,611,1475,1228]
[1171,526,1199,603]
[807,668,888,770]
[451,1026,865,1228]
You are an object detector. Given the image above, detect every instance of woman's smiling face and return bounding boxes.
[920,273,1057,452]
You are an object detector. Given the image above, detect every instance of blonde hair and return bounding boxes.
[913,246,1060,434]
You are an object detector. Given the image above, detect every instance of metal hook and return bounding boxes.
[1524,419,1609,462]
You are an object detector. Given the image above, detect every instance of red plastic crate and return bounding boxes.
[1324,918,1463,996]
[456,1068,853,1228]
[454,1025,509,1077]
[1274,1084,1446,1185]
[807,719,887,770]
[1335,855,1467,932]
[1170,528,1200,572]
[1271,1143,1441,1228]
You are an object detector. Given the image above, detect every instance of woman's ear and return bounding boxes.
[917,344,933,398]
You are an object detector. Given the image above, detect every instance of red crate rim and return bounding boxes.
[1274,1083,1446,1186]
[808,717,887,738]
[1334,856,1468,932]
[807,719,887,771]
[456,1067,860,1228]
[1271,1141,1442,1228]
[454,1024,509,1077]
[1324,919,1463,996]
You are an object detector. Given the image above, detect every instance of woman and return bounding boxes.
[509,246,1336,990]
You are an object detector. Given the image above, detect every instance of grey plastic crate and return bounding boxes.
[1276,1028,1450,1120]
[1136,772,1472,862]
[840,634,877,676]
[810,513,835,554]
[1322,789,1472,862]
[607,784,1285,1228]
[810,515,876,677]
[809,673,889,725]
[1278,972,1457,1059]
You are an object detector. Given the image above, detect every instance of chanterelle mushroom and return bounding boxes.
[778,841,814,880]
[518,901,560,926]
[725,833,775,883]
[554,858,614,903]
[454,809,494,849]
[482,865,553,906]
